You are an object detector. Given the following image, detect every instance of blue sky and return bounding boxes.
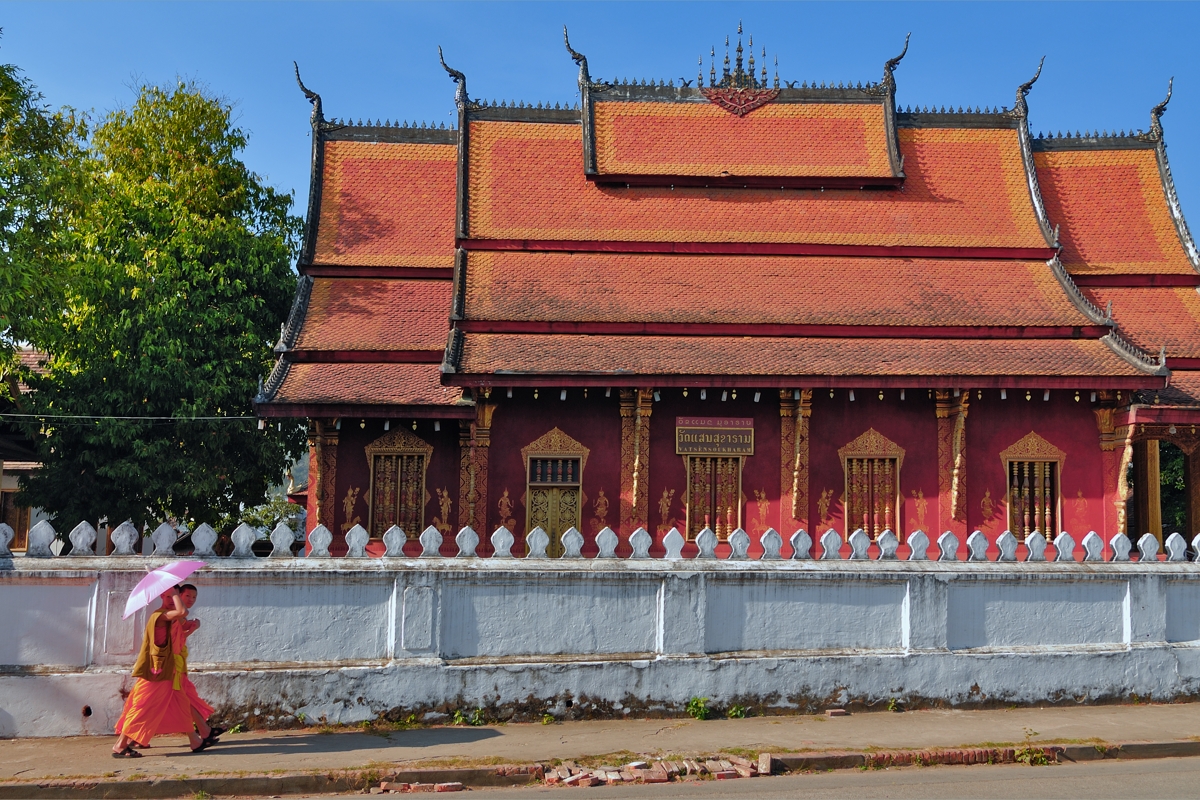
[3,1,1199,221]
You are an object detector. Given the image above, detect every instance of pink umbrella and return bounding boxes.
[122,560,207,620]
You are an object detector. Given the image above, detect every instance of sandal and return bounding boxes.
[202,732,221,747]
[112,747,143,759]
[190,738,212,753]
[206,726,226,739]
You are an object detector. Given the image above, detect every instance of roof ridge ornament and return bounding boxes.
[438,46,470,108]
[881,32,910,91]
[1150,77,1173,139]
[563,26,592,87]
[1014,56,1045,116]
[293,61,323,126]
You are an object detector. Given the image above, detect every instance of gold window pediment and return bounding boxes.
[838,428,906,472]
[520,427,590,471]
[999,431,1066,469]
[366,428,435,460]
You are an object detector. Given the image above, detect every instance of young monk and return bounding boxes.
[176,584,224,746]
[112,587,209,757]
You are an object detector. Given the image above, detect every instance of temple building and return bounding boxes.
[255,28,1200,558]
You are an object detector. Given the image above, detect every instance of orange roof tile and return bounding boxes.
[457,333,1145,379]
[1034,148,1196,275]
[466,122,1047,249]
[1083,286,1200,358]
[295,278,450,351]
[272,362,462,406]
[592,101,894,179]
[464,252,1091,327]
[314,141,456,268]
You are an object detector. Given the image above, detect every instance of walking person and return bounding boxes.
[176,583,224,745]
[111,587,211,757]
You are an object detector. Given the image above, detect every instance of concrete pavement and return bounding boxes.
[1,703,1199,796]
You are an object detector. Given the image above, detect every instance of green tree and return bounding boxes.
[18,81,305,529]
[0,38,86,396]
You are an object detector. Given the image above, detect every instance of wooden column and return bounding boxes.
[935,390,969,536]
[1094,405,1131,538]
[1133,439,1163,542]
[619,388,652,531]
[779,389,811,535]
[458,399,495,536]
[310,418,339,535]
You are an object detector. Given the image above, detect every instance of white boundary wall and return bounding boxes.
[3,556,1200,737]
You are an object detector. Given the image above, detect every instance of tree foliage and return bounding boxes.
[0,41,86,396]
[17,81,305,528]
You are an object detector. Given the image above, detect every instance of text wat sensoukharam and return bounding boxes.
[256,28,1200,558]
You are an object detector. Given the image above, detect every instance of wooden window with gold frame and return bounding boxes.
[999,432,1065,541]
[365,429,434,539]
[838,428,905,539]
[522,428,589,557]
[686,456,743,539]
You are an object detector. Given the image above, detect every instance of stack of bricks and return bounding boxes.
[544,757,760,786]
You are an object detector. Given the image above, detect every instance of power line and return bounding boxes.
[0,413,260,421]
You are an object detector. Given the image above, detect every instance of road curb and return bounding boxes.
[0,765,542,799]
[5,742,1200,798]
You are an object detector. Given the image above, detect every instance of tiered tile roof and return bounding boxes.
[313,141,457,269]
[257,37,1187,415]
[465,121,1052,254]
[591,101,896,182]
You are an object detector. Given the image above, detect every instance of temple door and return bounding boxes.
[686,456,742,539]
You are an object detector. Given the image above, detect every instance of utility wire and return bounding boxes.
[0,413,259,421]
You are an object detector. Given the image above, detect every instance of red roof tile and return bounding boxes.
[295,278,451,351]
[1034,148,1196,275]
[314,141,456,268]
[467,122,1047,249]
[464,252,1091,327]
[1083,286,1200,358]
[1151,369,1200,406]
[457,333,1146,379]
[272,362,462,406]
[592,101,894,179]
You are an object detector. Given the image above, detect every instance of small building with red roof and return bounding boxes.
[256,28,1197,558]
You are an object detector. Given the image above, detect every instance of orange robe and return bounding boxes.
[177,621,214,719]
[115,610,195,745]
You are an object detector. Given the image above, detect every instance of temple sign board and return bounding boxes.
[676,417,754,456]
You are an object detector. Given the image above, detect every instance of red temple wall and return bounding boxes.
[329,419,461,556]
[646,390,782,558]
[806,390,940,557]
[484,390,623,556]
[965,390,1105,559]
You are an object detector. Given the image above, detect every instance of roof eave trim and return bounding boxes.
[441,327,464,375]
[1013,57,1060,251]
[1047,256,1111,326]
[255,357,292,406]
[565,27,602,176]
[878,33,910,179]
[440,47,472,241]
[1102,331,1170,376]
[1149,78,1200,274]
[274,274,314,355]
[294,63,326,268]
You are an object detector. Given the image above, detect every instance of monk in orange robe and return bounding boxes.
[112,587,208,757]
[176,583,222,743]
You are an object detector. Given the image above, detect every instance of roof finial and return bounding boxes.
[293,61,323,125]
[563,26,591,87]
[1151,76,1173,138]
[881,32,910,90]
[698,56,703,88]
[438,46,469,108]
[738,19,743,35]
[1015,55,1045,114]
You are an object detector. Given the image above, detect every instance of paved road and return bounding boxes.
[288,756,1200,799]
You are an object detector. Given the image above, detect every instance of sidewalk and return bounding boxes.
[2,703,1199,796]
